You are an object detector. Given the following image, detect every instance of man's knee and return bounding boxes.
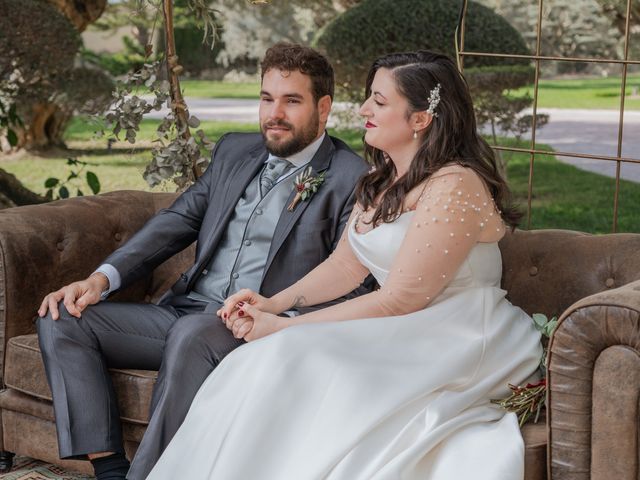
[36,302,96,354]
[164,314,242,367]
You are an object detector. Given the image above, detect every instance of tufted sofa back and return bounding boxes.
[499,229,640,318]
[1,191,639,384]
[0,191,193,384]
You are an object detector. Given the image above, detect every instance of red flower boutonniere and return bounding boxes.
[287,166,326,212]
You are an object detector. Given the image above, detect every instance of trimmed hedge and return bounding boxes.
[315,0,531,99]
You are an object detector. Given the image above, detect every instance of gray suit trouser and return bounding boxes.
[36,295,245,480]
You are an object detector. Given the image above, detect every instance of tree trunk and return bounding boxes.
[0,169,48,209]
[16,102,70,151]
[45,0,108,32]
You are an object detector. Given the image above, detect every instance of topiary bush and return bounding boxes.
[315,0,531,99]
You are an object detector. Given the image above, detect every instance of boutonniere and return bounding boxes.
[287,166,326,211]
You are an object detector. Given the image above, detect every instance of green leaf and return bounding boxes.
[8,104,18,123]
[59,186,69,199]
[67,158,78,166]
[77,189,84,197]
[86,171,101,194]
[532,313,547,328]
[7,129,18,147]
[44,177,59,188]
[67,172,78,180]
[301,191,308,201]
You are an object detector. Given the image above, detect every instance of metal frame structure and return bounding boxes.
[456,0,637,231]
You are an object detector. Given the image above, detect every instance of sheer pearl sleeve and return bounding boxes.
[287,165,505,324]
[274,207,371,309]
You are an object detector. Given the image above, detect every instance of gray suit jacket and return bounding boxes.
[103,132,370,304]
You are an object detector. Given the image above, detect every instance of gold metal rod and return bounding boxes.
[612,0,634,233]
[459,51,640,66]
[526,0,545,230]
[491,145,640,165]
[459,0,467,72]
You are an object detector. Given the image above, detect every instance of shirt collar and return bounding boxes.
[266,132,326,168]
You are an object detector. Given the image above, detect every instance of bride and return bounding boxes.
[147,51,542,479]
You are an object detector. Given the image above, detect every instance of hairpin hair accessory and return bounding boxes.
[427,83,441,118]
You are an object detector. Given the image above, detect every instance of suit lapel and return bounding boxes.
[262,135,335,279]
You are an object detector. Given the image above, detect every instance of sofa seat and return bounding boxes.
[0,333,548,479]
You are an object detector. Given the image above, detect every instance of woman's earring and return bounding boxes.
[413,130,418,140]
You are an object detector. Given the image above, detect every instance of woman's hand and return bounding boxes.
[240,303,287,342]
[217,288,274,321]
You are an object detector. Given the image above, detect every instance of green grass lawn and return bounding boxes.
[515,74,640,110]
[495,138,639,233]
[179,80,260,99]
[2,119,638,233]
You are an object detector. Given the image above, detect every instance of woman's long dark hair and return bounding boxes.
[356,51,521,228]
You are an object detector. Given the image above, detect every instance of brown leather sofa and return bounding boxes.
[0,190,638,479]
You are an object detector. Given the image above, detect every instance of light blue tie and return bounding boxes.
[259,158,294,197]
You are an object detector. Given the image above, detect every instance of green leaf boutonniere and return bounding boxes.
[287,166,326,212]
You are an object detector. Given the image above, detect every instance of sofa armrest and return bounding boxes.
[547,278,640,480]
[0,191,177,383]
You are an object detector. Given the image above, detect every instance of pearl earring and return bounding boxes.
[413,130,418,139]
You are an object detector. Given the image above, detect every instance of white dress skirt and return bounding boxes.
[148,213,542,479]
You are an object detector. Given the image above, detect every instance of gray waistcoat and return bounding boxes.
[189,166,301,303]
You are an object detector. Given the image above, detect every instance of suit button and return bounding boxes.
[232,272,239,279]
[605,277,615,288]
[180,273,188,281]
[114,232,122,241]
[202,269,208,275]
[255,208,263,215]
[244,240,252,246]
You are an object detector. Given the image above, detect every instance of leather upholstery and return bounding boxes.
[547,279,640,480]
[0,191,638,479]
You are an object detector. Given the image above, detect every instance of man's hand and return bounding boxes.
[38,273,109,320]
[225,309,254,339]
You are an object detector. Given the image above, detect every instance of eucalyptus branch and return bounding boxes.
[187,0,221,46]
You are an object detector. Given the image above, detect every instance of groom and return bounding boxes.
[36,42,369,480]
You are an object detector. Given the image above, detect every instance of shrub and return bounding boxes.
[315,0,531,100]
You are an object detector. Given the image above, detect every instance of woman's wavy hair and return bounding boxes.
[356,50,521,229]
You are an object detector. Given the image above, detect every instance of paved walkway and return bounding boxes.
[524,108,640,183]
[146,99,640,182]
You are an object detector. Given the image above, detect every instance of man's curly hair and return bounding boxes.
[261,42,334,102]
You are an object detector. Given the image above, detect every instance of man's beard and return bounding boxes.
[261,114,320,158]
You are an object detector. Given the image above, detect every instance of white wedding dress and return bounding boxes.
[148,167,542,480]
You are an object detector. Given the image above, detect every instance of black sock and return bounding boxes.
[90,452,130,480]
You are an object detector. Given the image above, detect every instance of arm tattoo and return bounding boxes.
[293,295,307,308]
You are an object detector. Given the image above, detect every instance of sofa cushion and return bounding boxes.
[522,419,547,480]
[4,334,156,424]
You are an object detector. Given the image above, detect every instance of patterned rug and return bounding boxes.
[0,457,93,480]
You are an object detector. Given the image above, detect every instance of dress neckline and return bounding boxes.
[351,210,415,236]
[350,211,504,248]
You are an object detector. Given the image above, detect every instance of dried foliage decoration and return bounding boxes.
[100,0,221,190]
